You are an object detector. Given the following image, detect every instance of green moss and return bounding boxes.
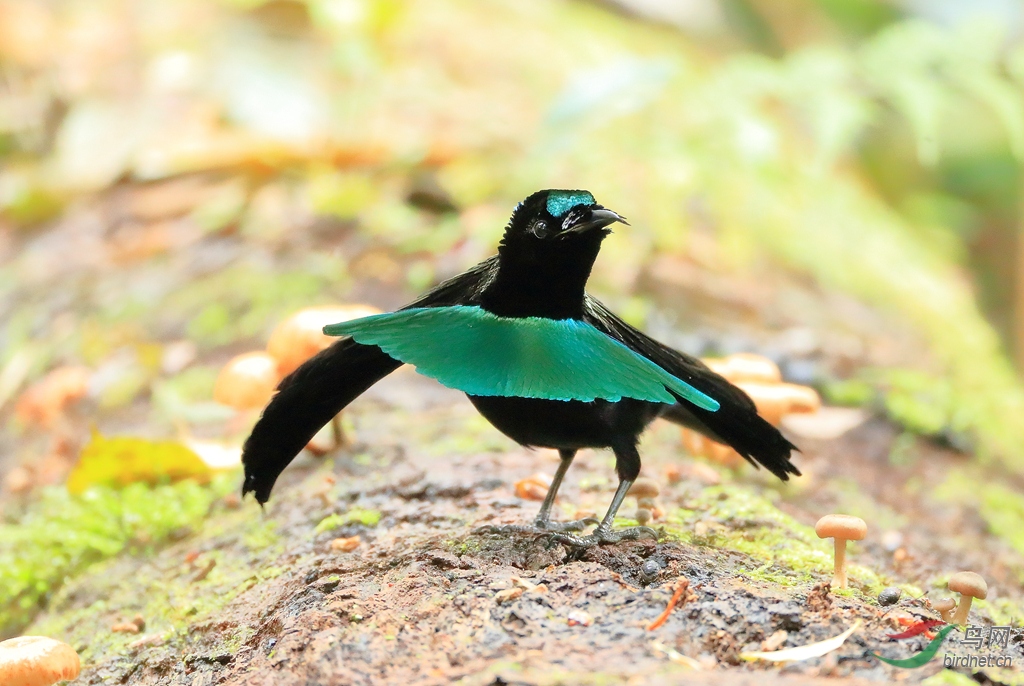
[823,378,875,407]
[931,469,1024,585]
[26,494,298,664]
[1,474,236,637]
[314,507,382,534]
[922,671,984,686]
[976,485,1024,560]
[242,520,281,550]
[660,484,888,592]
[445,537,483,556]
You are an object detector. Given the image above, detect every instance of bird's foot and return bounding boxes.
[533,516,600,533]
[545,525,659,549]
[474,516,599,537]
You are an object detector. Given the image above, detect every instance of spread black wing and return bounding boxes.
[583,295,800,481]
[241,255,501,503]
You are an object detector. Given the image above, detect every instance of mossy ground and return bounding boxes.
[7,399,1022,685]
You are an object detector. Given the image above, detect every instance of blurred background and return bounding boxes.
[3,0,1024,662]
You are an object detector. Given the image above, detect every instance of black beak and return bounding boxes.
[561,208,628,237]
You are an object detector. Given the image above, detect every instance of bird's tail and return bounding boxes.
[661,383,800,481]
[241,339,401,504]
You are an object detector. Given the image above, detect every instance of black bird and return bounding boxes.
[242,189,799,546]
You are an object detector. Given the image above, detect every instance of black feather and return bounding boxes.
[582,296,800,480]
[241,190,799,509]
[241,257,499,503]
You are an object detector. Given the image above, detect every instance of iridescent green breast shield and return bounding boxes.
[324,306,720,410]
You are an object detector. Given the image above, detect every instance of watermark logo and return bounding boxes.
[874,622,1016,669]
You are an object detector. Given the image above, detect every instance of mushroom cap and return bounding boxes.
[814,514,867,541]
[704,353,781,384]
[948,571,988,599]
[0,636,80,686]
[268,305,381,376]
[213,352,280,410]
[930,597,956,612]
[627,477,660,499]
[736,382,822,425]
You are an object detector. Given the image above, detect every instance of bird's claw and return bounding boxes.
[473,516,600,537]
[545,525,659,548]
[533,516,600,533]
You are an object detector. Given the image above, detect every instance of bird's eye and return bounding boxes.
[530,220,551,239]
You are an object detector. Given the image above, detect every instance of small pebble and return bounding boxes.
[639,559,661,582]
[878,587,902,606]
[567,609,593,627]
[761,629,788,651]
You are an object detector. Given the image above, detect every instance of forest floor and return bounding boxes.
[1,174,1023,686]
[18,368,1024,685]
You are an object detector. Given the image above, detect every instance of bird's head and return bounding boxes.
[501,189,627,249]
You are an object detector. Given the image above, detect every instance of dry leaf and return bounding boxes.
[651,641,703,670]
[740,621,861,662]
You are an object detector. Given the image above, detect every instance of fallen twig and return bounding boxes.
[647,578,690,631]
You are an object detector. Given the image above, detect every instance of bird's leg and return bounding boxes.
[546,440,657,548]
[531,450,599,532]
[475,449,598,536]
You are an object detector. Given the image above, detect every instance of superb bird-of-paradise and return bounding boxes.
[242,189,799,546]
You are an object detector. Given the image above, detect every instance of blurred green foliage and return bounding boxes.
[0,476,235,637]
[2,0,1024,468]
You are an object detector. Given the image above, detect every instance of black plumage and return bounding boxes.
[242,190,798,546]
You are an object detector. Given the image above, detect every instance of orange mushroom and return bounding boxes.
[0,636,80,686]
[267,305,381,376]
[703,353,782,384]
[678,356,819,466]
[213,352,280,411]
[735,381,821,426]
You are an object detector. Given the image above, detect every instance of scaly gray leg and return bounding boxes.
[475,449,598,536]
[546,440,657,547]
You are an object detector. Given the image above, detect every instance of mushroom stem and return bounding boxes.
[832,538,848,589]
[330,414,345,448]
[951,596,973,625]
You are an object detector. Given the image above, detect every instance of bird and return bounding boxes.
[242,189,799,547]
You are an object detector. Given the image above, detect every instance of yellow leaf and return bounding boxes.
[67,433,213,494]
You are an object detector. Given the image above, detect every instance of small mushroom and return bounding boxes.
[627,477,660,499]
[948,572,987,625]
[736,381,821,426]
[514,473,551,501]
[0,636,80,686]
[635,508,652,526]
[703,353,782,384]
[267,305,381,376]
[930,597,956,623]
[815,514,867,589]
[213,351,280,410]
